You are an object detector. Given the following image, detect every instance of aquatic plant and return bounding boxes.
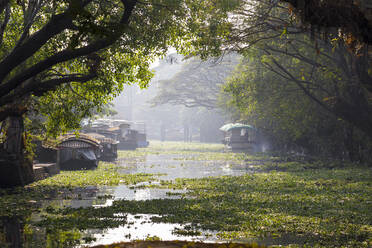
[31,162,159,187]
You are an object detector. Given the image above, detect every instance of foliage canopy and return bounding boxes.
[223,0,372,160]
[0,0,241,136]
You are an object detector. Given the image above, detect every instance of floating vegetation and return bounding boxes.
[90,241,267,248]
[139,167,372,247]
[173,227,202,236]
[30,162,160,187]
[37,163,372,247]
[0,142,371,247]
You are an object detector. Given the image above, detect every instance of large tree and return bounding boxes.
[225,0,372,140]
[221,0,372,160]
[224,50,372,161]
[0,0,241,186]
[0,0,240,123]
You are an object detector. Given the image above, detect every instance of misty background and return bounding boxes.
[111,53,239,142]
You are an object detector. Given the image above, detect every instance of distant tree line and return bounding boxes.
[150,54,238,142]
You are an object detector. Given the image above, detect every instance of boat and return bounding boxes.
[220,123,260,151]
[85,133,118,161]
[57,134,100,170]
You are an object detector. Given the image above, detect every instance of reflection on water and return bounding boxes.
[108,185,186,201]
[0,150,254,247]
[118,154,252,180]
[88,214,216,247]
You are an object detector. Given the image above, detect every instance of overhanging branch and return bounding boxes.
[0,0,137,99]
[0,73,97,107]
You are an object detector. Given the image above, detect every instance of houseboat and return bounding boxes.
[117,123,138,150]
[82,119,149,150]
[85,133,118,161]
[57,134,100,170]
[220,123,260,151]
[131,122,149,148]
[33,139,57,163]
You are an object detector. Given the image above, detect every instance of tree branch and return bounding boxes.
[0,73,97,107]
[0,0,95,82]
[268,52,335,114]
[0,2,10,45]
[0,0,137,99]
[32,74,97,96]
[13,0,44,50]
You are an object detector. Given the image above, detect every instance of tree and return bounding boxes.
[225,0,372,140]
[223,51,372,161]
[0,0,241,123]
[220,0,372,160]
[149,53,238,142]
[0,0,242,186]
[151,53,239,109]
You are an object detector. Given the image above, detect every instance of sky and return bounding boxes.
[149,47,177,69]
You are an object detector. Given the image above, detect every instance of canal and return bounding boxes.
[0,141,371,248]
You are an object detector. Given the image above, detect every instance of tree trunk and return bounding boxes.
[3,116,23,154]
[2,216,23,248]
[0,115,34,188]
[331,74,372,141]
[343,125,356,161]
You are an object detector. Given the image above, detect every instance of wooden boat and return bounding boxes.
[57,134,100,170]
[220,123,260,152]
[85,133,118,161]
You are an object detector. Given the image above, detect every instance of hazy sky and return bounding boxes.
[150,47,177,69]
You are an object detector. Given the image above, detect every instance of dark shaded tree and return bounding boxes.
[225,0,372,140]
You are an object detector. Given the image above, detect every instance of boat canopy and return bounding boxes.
[219,123,255,132]
[57,133,100,149]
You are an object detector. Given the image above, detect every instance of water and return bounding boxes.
[83,152,251,246]
[0,146,254,247]
[87,213,217,247]
[117,153,253,180]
